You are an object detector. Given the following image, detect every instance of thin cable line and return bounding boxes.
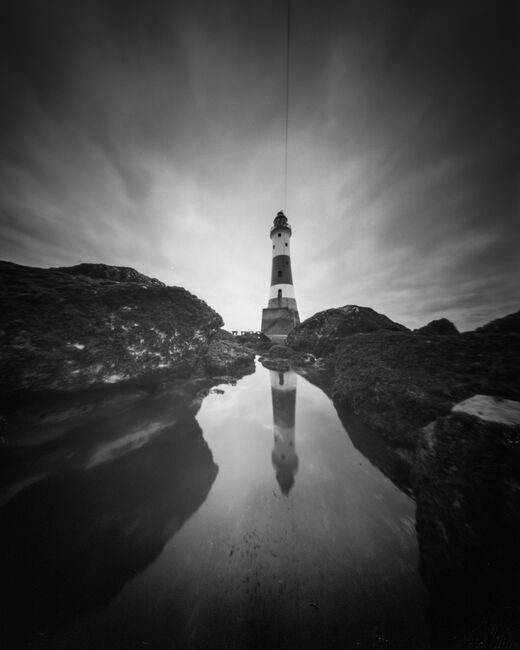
[284,0,291,212]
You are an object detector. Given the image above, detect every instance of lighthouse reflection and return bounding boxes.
[270,370,298,495]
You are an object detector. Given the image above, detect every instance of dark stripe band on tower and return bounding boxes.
[270,255,293,286]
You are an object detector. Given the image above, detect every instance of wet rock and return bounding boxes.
[234,331,272,353]
[202,339,255,376]
[331,330,520,447]
[413,395,520,637]
[287,305,408,357]
[259,357,290,372]
[0,260,224,392]
[476,308,520,333]
[291,351,319,366]
[415,318,459,335]
[266,344,293,359]
[452,394,520,425]
[258,342,303,372]
[214,328,235,341]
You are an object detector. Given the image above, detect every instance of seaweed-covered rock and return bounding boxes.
[259,357,290,372]
[213,328,235,341]
[234,331,272,352]
[413,396,520,637]
[287,305,408,357]
[331,330,520,446]
[203,339,255,375]
[476,309,520,333]
[0,261,224,392]
[265,344,293,359]
[55,263,165,286]
[415,318,459,335]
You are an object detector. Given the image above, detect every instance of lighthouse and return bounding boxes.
[261,210,300,339]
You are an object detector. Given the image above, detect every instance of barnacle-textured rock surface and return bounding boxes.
[331,330,520,446]
[287,305,408,357]
[203,339,255,375]
[413,396,520,637]
[0,261,244,393]
[288,304,519,447]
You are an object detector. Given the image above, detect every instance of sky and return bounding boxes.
[0,0,518,332]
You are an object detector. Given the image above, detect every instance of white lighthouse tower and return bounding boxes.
[261,210,300,339]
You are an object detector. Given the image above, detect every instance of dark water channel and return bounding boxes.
[2,361,431,648]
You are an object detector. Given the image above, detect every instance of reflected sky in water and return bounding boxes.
[34,360,427,648]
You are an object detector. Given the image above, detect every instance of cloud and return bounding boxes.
[0,0,517,332]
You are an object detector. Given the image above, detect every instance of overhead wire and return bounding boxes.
[284,0,291,212]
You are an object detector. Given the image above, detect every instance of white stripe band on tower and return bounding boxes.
[269,284,295,300]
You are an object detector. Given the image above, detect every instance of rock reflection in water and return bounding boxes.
[0,414,218,644]
[270,370,298,494]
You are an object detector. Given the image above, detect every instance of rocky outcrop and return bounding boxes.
[476,308,520,333]
[234,331,272,353]
[413,396,520,637]
[287,305,408,357]
[258,344,291,371]
[263,344,292,359]
[284,304,519,451]
[331,330,520,447]
[258,343,321,373]
[213,328,235,341]
[0,261,252,393]
[259,358,290,372]
[203,339,255,375]
[415,318,459,335]
[55,263,165,286]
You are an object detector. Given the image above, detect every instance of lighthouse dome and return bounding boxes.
[274,210,288,227]
[271,210,291,236]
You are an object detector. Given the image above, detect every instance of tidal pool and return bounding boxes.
[1,361,429,648]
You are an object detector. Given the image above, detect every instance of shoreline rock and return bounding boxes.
[284,303,519,450]
[331,330,520,447]
[413,396,520,636]
[284,305,520,501]
[0,261,254,395]
[287,304,408,357]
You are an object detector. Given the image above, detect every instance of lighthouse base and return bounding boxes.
[261,307,300,339]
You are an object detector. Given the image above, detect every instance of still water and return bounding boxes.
[1,361,428,648]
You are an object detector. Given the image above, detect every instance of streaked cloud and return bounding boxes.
[0,0,517,332]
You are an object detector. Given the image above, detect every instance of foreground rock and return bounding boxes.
[332,330,520,446]
[413,396,520,639]
[287,305,408,357]
[0,261,253,394]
